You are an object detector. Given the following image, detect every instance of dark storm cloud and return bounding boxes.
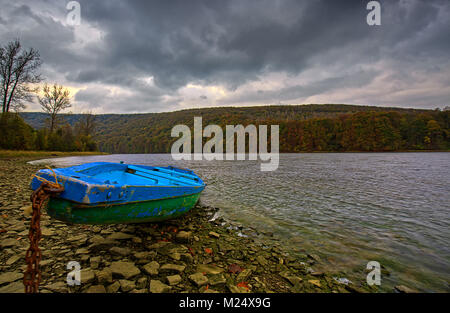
[0,0,449,112]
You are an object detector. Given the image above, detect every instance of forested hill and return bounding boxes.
[20,104,449,153]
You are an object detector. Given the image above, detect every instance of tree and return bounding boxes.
[0,40,42,113]
[38,83,71,133]
[75,111,96,137]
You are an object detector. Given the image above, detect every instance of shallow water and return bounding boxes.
[30,152,450,292]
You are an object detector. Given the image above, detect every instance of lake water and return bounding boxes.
[30,153,450,292]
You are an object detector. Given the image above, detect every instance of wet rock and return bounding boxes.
[166,274,182,286]
[160,263,185,273]
[110,261,141,279]
[142,261,160,275]
[189,273,208,287]
[86,285,107,293]
[149,280,171,293]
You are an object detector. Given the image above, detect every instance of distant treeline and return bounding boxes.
[0,113,97,152]
[19,104,449,153]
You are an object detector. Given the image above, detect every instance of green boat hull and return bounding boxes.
[46,193,201,224]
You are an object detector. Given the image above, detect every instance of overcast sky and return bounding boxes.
[1,0,449,113]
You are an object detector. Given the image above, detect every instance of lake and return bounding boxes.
[30,152,450,292]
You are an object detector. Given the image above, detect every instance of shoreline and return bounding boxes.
[0,157,381,293]
[0,150,107,160]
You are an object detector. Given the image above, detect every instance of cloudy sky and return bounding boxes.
[0,0,449,113]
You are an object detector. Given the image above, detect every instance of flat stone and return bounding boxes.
[1,238,18,248]
[44,281,67,293]
[166,274,182,286]
[75,248,90,255]
[119,280,136,292]
[227,284,249,293]
[110,261,141,279]
[86,285,107,293]
[209,231,220,238]
[160,263,185,273]
[395,285,417,293]
[0,271,22,285]
[197,264,224,275]
[175,231,192,243]
[308,254,321,262]
[308,279,321,288]
[134,251,156,260]
[189,272,208,287]
[41,227,54,236]
[0,281,24,293]
[147,241,170,249]
[90,256,101,269]
[209,274,226,286]
[96,268,113,284]
[149,280,171,293]
[21,205,32,216]
[67,234,88,242]
[109,246,131,256]
[107,232,134,240]
[5,254,22,266]
[236,269,252,282]
[142,261,160,275]
[256,255,268,266]
[136,277,148,289]
[80,269,95,284]
[106,281,121,293]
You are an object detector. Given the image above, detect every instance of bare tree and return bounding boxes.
[38,83,71,133]
[0,40,42,113]
[76,111,96,137]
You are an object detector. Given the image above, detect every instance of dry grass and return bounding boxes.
[0,150,107,159]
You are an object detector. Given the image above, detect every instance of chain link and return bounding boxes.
[24,183,64,293]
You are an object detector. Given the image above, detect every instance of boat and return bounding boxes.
[30,162,205,224]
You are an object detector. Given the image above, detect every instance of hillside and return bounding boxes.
[20,104,449,153]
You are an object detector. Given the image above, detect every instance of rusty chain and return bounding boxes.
[24,182,64,293]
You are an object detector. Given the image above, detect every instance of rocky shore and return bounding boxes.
[0,157,376,293]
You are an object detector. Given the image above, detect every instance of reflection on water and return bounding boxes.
[30,152,450,292]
